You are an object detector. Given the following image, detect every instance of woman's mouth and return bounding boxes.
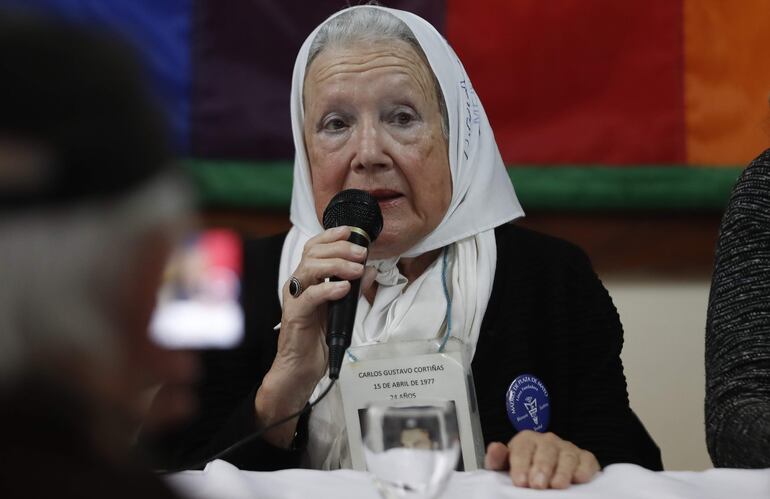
[368,189,403,208]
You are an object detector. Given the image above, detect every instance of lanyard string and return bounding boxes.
[437,245,452,352]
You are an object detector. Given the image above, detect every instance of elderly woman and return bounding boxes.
[145,5,662,489]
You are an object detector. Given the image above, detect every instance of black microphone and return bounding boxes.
[322,189,383,379]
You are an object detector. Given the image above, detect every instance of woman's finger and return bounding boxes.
[280,279,352,328]
[295,280,351,310]
[508,432,536,487]
[484,441,509,470]
[550,449,580,489]
[573,450,600,484]
[528,433,560,489]
[288,231,368,297]
[296,258,364,286]
[305,238,368,263]
[306,225,351,245]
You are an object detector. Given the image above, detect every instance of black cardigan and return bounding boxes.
[142,223,662,471]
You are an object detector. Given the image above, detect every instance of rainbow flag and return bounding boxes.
[3,0,768,210]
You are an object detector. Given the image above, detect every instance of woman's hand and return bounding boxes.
[255,226,367,446]
[484,431,600,489]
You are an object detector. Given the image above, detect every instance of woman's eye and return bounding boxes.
[393,111,415,126]
[322,117,347,131]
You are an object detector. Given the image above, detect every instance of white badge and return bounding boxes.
[338,337,485,470]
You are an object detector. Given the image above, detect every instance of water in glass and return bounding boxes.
[362,401,460,499]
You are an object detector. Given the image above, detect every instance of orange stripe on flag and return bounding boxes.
[684,0,770,165]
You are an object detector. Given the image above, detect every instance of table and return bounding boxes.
[167,460,770,499]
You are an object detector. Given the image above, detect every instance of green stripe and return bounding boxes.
[184,159,294,209]
[182,159,743,211]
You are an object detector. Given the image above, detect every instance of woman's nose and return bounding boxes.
[351,120,391,171]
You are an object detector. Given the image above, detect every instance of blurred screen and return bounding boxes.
[150,229,243,349]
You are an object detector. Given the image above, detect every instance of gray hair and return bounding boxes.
[307,7,449,138]
[0,173,191,384]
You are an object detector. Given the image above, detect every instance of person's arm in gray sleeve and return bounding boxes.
[705,148,770,468]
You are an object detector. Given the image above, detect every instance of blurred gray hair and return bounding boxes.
[307,7,449,138]
[0,173,191,384]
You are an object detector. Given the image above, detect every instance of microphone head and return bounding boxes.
[322,189,383,242]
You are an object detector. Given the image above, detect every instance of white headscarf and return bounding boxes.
[277,5,524,468]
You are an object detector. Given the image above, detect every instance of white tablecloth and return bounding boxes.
[167,460,770,499]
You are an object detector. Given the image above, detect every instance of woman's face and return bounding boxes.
[303,40,451,259]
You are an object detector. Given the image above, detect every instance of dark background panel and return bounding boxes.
[199,208,721,279]
[191,0,446,160]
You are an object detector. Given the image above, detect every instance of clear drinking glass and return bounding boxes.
[362,400,460,499]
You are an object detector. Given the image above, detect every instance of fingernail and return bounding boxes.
[334,226,347,234]
[552,474,568,489]
[335,281,349,290]
[513,473,527,486]
[533,472,547,488]
[352,245,366,256]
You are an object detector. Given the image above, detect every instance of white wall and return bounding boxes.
[604,278,713,471]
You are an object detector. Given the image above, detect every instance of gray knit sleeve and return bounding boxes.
[705,148,770,468]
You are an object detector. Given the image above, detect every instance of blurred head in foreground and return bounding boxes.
[0,15,194,455]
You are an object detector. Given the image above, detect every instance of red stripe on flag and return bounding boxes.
[446,0,685,165]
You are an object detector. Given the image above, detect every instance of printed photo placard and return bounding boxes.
[339,338,485,470]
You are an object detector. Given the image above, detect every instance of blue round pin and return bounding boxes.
[505,374,551,432]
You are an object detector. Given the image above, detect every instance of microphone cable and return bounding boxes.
[156,378,336,474]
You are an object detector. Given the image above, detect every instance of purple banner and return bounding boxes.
[191,0,446,160]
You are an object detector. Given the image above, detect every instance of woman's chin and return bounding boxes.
[369,232,409,260]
